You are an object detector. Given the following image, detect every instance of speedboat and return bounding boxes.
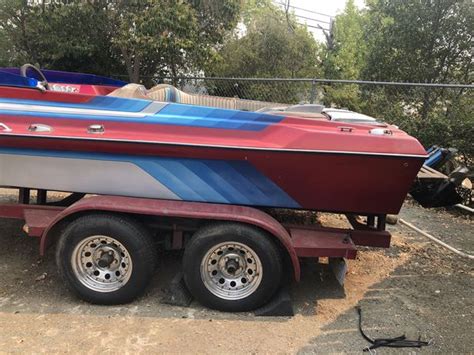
[0,65,427,214]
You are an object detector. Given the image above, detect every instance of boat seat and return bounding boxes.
[106,83,213,103]
[107,83,281,111]
[108,83,241,109]
[106,83,150,99]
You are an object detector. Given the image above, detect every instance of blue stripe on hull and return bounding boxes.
[0,99,284,131]
[0,148,300,208]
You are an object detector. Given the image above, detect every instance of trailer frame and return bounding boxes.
[0,187,392,310]
[0,188,391,280]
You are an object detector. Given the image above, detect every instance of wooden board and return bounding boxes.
[417,165,447,180]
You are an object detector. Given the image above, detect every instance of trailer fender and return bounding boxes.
[40,195,300,281]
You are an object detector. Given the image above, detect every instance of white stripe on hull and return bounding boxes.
[0,153,180,200]
[0,102,159,118]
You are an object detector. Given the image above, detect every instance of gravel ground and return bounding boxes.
[0,194,472,353]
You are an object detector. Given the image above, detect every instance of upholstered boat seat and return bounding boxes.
[106,83,150,100]
[107,83,281,111]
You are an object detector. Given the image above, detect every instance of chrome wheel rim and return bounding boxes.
[200,242,263,300]
[71,235,133,293]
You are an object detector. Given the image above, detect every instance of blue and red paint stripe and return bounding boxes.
[0,147,300,208]
[0,96,284,131]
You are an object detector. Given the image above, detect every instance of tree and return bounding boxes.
[110,0,242,84]
[109,1,200,84]
[361,0,473,161]
[364,0,472,84]
[211,1,320,78]
[0,0,122,75]
[0,0,242,83]
[0,26,10,67]
[207,0,322,103]
[363,0,472,116]
[321,0,367,110]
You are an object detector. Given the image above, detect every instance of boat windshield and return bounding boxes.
[0,66,126,89]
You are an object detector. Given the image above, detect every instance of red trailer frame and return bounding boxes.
[0,188,391,283]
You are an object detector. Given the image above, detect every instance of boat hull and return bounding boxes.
[0,85,427,214]
[0,136,424,214]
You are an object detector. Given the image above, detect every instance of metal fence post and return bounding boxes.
[310,80,317,104]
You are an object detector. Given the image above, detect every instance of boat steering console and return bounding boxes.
[20,63,49,91]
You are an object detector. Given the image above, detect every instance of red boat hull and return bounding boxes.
[0,86,427,214]
[0,135,423,214]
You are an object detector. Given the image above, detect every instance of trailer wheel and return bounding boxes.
[56,214,156,304]
[183,223,282,312]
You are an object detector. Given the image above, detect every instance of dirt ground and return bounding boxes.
[0,193,472,353]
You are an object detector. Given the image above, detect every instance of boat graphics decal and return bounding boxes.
[0,148,300,208]
[0,97,284,131]
[0,153,179,200]
[0,95,155,112]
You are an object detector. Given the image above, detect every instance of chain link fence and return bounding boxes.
[146,76,471,107]
[164,77,315,107]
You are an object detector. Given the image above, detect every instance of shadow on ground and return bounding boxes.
[0,217,345,321]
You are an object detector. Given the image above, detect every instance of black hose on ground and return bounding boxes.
[356,306,431,352]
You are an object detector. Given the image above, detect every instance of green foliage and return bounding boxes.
[364,0,472,84]
[443,92,474,164]
[207,1,322,102]
[0,27,10,67]
[0,0,242,83]
[361,0,473,160]
[190,0,242,43]
[353,85,473,163]
[0,0,121,75]
[322,0,367,110]
[321,0,473,161]
[110,0,242,84]
[109,1,199,84]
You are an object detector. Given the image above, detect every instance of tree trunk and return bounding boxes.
[121,48,140,83]
[170,57,178,87]
[132,54,141,84]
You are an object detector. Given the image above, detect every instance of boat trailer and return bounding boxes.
[0,187,391,312]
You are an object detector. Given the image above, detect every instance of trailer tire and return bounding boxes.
[183,223,282,312]
[56,213,156,305]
